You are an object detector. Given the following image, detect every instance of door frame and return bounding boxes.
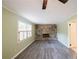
[68,20,77,48]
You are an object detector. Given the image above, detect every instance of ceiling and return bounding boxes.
[3,0,77,24]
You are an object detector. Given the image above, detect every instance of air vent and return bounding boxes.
[58,0,68,4]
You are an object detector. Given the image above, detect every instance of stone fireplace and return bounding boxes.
[35,24,57,40]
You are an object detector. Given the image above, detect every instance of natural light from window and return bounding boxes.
[18,21,32,42]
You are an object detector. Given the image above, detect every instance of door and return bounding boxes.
[68,21,77,52]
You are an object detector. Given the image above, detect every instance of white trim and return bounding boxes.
[68,22,70,48]
[11,40,35,59]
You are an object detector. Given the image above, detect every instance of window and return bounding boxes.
[18,21,32,42]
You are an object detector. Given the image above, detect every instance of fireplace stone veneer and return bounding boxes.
[35,24,57,40]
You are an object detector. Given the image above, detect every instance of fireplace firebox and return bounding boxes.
[43,34,49,38]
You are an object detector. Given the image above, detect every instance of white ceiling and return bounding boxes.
[3,0,77,24]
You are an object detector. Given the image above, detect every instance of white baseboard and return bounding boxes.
[11,40,35,59]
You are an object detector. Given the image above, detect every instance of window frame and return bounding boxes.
[17,21,32,42]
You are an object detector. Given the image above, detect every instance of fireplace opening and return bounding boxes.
[43,34,49,38]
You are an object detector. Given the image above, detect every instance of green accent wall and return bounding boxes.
[57,15,77,47]
[2,8,35,59]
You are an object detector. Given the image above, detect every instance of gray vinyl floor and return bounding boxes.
[15,40,77,59]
